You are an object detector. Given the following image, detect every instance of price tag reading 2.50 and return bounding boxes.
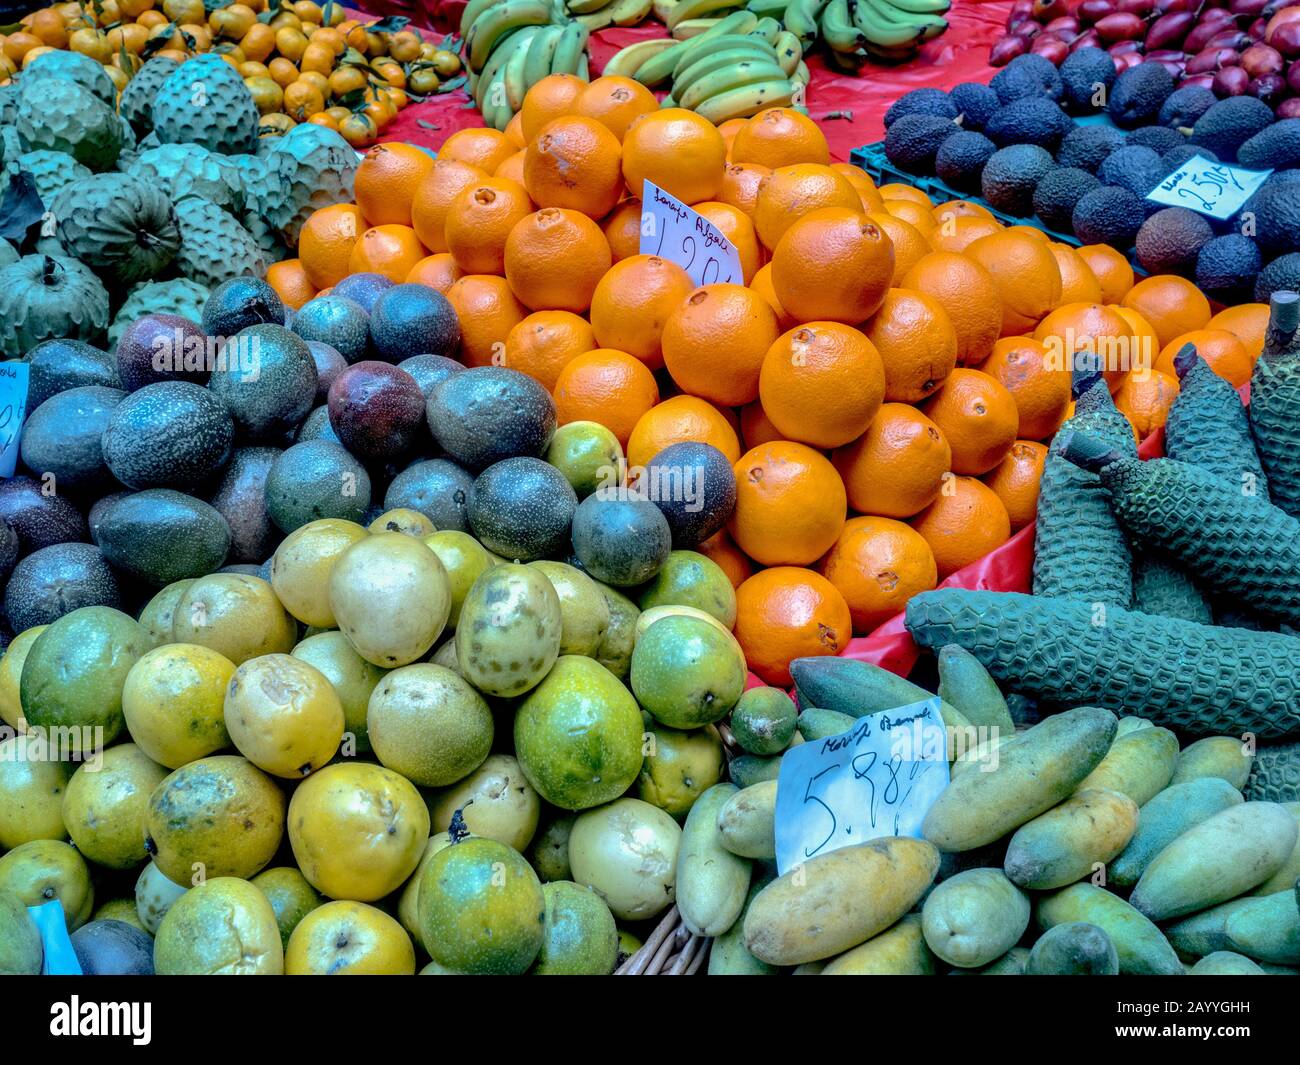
[640,179,744,287]
[1146,154,1272,221]
[773,698,950,875]
[0,362,30,479]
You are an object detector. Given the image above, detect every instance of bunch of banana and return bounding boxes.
[462,0,592,130]
[564,0,656,32]
[744,0,945,63]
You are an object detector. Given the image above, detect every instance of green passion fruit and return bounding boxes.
[630,613,747,729]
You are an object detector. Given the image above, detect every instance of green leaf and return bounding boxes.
[366,15,410,33]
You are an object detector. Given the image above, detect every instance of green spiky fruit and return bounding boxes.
[22,50,116,106]
[173,196,268,288]
[52,173,180,287]
[241,209,288,260]
[15,78,123,172]
[255,124,358,244]
[126,144,243,215]
[0,255,109,358]
[118,57,181,138]
[108,279,211,349]
[1244,742,1300,803]
[1248,293,1300,518]
[1132,553,1212,624]
[151,55,259,155]
[905,588,1300,738]
[3,150,91,204]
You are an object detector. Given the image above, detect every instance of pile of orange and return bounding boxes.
[284,79,1272,688]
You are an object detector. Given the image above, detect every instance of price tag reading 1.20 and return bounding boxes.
[774,698,950,876]
[639,179,744,287]
[0,362,30,479]
[1146,154,1272,221]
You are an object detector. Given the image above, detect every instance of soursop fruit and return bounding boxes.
[151,55,259,155]
[0,239,17,269]
[119,56,181,138]
[0,85,17,128]
[173,195,268,287]
[108,278,211,349]
[52,173,181,287]
[15,78,123,171]
[3,151,91,205]
[127,143,242,215]
[22,50,117,106]
[241,208,288,260]
[0,254,110,358]
[255,124,358,244]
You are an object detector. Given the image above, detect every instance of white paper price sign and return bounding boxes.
[774,698,950,875]
[640,179,743,286]
[0,362,30,478]
[1146,154,1272,220]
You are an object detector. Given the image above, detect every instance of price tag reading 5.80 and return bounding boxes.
[639,179,744,287]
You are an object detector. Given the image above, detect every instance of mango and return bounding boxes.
[1036,883,1182,975]
[716,780,777,861]
[1075,727,1178,806]
[1224,890,1300,964]
[1170,736,1254,790]
[676,783,750,938]
[1003,788,1138,891]
[1109,778,1243,888]
[823,914,936,975]
[1190,951,1265,975]
[921,868,1030,969]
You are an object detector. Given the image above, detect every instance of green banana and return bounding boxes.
[672,32,775,77]
[461,0,502,37]
[523,23,563,87]
[474,28,521,106]
[550,19,589,74]
[575,8,615,26]
[822,0,866,51]
[674,43,779,99]
[792,58,811,83]
[784,0,829,49]
[671,20,769,75]
[467,0,554,72]
[746,0,789,15]
[504,25,539,110]
[481,64,512,130]
[611,0,654,24]
[693,76,794,122]
[749,15,782,42]
[772,29,801,73]
[667,0,745,31]
[853,0,927,47]
[566,0,611,13]
[602,37,679,78]
[578,51,590,78]
[679,57,787,110]
[883,0,950,13]
[634,40,690,85]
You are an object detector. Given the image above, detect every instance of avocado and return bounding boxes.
[1126,125,1185,155]
[1108,62,1174,129]
[97,489,232,585]
[19,385,124,492]
[643,441,736,549]
[468,457,577,562]
[305,341,346,402]
[295,405,340,444]
[1159,85,1217,130]
[934,131,997,192]
[1249,181,1300,258]
[291,295,370,365]
[1071,186,1146,250]
[570,495,671,587]
[201,276,286,338]
[23,339,118,410]
[327,361,427,461]
[1255,252,1300,302]
[991,53,1063,104]
[1195,234,1262,305]
[1059,47,1116,114]
[384,457,474,533]
[883,87,958,127]
[208,447,282,563]
[0,476,88,552]
[1055,124,1127,175]
[1191,96,1276,162]
[1032,166,1102,232]
[984,97,1073,150]
[331,271,394,313]
[369,283,461,363]
[87,492,128,547]
[101,380,235,490]
[264,439,371,533]
[1135,207,1214,277]
[1098,145,1165,197]
[949,82,999,131]
[398,354,464,401]
[1238,119,1300,171]
[115,312,210,391]
[1162,144,1216,171]
[4,542,121,631]
[427,366,556,472]
[207,323,317,442]
[981,143,1054,217]
[70,919,154,975]
[883,114,958,176]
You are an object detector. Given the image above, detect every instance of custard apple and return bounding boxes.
[108,278,211,349]
[4,151,91,205]
[15,78,123,171]
[127,143,242,214]
[0,255,110,358]
[22,50,117,106]
[0,85,17,129]
[173,195,268,287]
[256,124,358,244]
[53,173,181,287]
[0,239,16,270]
[151,55,259,155]
[118,56,181,138]
[241,208,288,260]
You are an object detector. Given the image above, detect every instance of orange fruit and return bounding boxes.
[297,203,363,289]
[589,254,693,371]
[1076,244,1134,305]
[346,224,427,283]
[691,201,761,283]
[820,516,938,633]
[406,252,462,293]
[503,207,612,314]
[867,212,929,287]
[696,530,753,590]
[929,214,1002,253]
[751,163,860,251]
[265,258,317,310]
[444,177,533,275]
[909,475,1011,580]
[410,158,489,254]
[879,183,931,206]
[626,395,741,471]
[933,200,993,225]
[519,72,585,143]
[901,251,1003,367]
[730,441,846,567]
[833,403,952,519]
[733,568,852,687]
[553,348,660,446]
[504,111,526,149]
[863,288,958,403]
[661,284,779,407]
[437,127,516,176]
[977,336,1071,441]
[493,149,526,185]
[621,108,726,206]
[832,163,885,213]
[1120,275,1211,350]
[503,310,595,390]
[1207,303,1268,362]
[1049,242,1102,306]
[739,400,783,450]
[1113,368,1180,439]
[1155,329,1251,388]
[748,262,796,332]
[353,142,434,228]
[964,231,1062,336]
[920,368,1019,476]
[717,117,747,157]
[718,162,770,217]
[730,107,830,168]
[1113,305,1161,380]
[770,207,893,325]
[758,322,886,449]
[523,115,623,220]
[28,9,69,48]
[981,440,1047,532]
[884,199,937,237]
[600,199,642,262]
[444,274,528,368]
[1033,302,1139,390]
[572,75,657,142]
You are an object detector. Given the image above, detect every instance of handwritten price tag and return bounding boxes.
[639,179,743,287]
[1147,154,1272,220]
[774,698,950,875]
[0,362,29,478]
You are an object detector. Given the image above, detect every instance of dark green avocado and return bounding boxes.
[384,456,474,532]
[19,385,125,492]
[1238,119,1300,172]
[570,494,671,587]
[426,366,556,472]
[95,489,231,585]
[206,323,317,442]
[1135,207,1214,278]
[23,339,119,410]
[0,476,87,552]
[100,380,235,490]
[1107,62,1174,129]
